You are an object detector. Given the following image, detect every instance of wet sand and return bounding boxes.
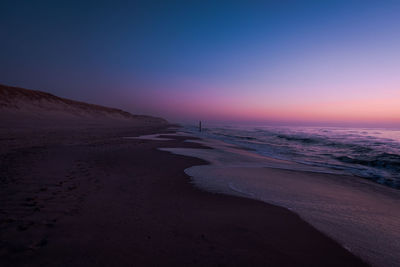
[163,136,400,266]
[0,126,365,266]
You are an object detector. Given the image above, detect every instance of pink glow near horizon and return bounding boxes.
[126,29,400,126]
[131,76,400,125]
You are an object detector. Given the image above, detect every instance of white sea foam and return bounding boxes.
[161,133,400,267]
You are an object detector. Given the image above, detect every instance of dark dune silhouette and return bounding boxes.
[0,84,167,126]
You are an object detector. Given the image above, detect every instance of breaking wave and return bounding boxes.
[185,124,400,189]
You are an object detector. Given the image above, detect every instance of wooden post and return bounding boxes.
[199,120,202,132]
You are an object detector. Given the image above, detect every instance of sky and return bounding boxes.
[1,0,400,126]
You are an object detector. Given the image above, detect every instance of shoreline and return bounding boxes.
[1,126,365,266]
[184,125,400,190]
[161,132,400,266]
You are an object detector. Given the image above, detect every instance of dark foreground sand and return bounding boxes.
[0,125,366,266]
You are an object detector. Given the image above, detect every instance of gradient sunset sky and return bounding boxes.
[1,0,399,126]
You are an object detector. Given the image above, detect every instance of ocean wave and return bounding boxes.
[276,134,321,144]
[212,132,258,141]
[186,125,400,189]
[336,153,400,169]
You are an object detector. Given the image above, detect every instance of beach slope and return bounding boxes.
[0,85,365,266]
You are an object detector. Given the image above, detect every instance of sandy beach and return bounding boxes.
[2,1,399,265]
[0,125,366,266]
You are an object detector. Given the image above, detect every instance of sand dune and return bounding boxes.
[0,84,167,127]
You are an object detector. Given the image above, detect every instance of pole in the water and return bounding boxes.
[199,120,202,132]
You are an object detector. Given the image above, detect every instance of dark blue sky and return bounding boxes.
[1,1,400,124]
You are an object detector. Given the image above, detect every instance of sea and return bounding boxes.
[184,124,400,189]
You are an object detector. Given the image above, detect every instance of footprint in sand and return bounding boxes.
[67,185,77,191]
[17,221,34,231]
[29,238,48,251]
